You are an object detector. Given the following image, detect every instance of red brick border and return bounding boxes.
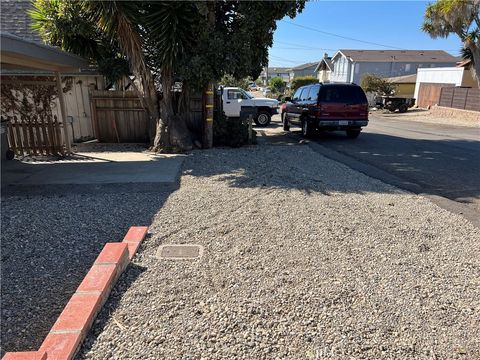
[2,226,149,360]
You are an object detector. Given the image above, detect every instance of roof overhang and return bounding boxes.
[0,32,88,73]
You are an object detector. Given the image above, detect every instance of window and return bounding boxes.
[405,63,411,72]
[319,85,367,103]
[293,88,302,101]
[227,89,242,100]
[308,84,320,101]
[300,87,309,101]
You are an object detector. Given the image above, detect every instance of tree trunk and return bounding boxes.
[152,70,193,152]
[467,43,480,88]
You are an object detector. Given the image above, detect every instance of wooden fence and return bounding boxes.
[416,83,454,109]
[439,87,480,112]
[90,90,205,143]
[90,91,148,143]
[3,114,66,156]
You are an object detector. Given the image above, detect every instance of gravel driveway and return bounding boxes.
[76,142,480,359]
[1,181,173,356]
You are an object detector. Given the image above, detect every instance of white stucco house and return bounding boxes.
[330,49,457,84]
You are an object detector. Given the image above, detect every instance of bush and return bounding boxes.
[290,76,317,91]
[361,74,396,96]
[213,112,255,147]
[269,77,285,93]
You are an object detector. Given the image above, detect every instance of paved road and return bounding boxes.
[268,113,480,224]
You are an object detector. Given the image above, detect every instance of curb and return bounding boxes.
[3,226,149,360]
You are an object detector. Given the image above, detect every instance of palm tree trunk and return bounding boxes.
[152,70,192,152]
[467,44,480,88]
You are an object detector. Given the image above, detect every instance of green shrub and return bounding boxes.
[290,76,318,91]
[269,77,285,93]
[361,74,396,96]
[213,112,256,147]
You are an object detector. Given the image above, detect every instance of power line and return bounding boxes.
[281,20,405,50]
[269,55,300,64]
[275,40,328,50]
[269,54,320,66]
[273,47,337,51]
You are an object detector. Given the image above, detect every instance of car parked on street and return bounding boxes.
[282,83,369,138]
[248,82,258,91]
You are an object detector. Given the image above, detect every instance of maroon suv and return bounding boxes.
[282,83,369,138]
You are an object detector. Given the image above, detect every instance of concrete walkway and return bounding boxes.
[1,151,184,194]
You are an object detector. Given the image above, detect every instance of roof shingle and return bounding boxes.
[1,0,41,42]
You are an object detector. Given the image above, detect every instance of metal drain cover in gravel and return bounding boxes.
[156,244,204,260]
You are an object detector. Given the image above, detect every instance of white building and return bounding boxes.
[330,49,457,84]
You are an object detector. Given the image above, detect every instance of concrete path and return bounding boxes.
[1,151,184,194]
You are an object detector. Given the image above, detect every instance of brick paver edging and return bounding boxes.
[3,226,149,360]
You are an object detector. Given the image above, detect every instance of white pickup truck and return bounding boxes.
[221,87,279,126]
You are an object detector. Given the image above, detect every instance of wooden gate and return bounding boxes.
[91,90,206,143]
[3,114,66,156]
[417,83,454,109]
[90,91,148,143]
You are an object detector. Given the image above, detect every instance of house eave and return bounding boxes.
[0,32,88,72]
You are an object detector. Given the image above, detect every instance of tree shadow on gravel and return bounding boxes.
[0,185,175,356]
[74,263,147,360]
[183,131,480,204]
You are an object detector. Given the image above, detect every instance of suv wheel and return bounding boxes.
[301,119,314,138]
[255,111,271,127]
[346,129,361,139]
[282,112,290,131]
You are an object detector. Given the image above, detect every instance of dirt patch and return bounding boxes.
[371,108,479,127]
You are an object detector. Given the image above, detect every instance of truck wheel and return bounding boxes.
[346,129,361,139]
[301,119,314,138]
[282,113,290,131]
[399,104,408,113]
[255,111,271,127]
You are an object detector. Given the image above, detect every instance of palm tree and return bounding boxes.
[422,0,480,87]
[31,0,198,151]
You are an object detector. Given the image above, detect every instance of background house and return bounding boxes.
[314,54,333,82]
[260,67,291,85]
[330,49,457,84]
[386,74,417,97]
[289,62,318,80]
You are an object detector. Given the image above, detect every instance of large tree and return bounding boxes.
[30,0,305,151]
[422,0,480,86]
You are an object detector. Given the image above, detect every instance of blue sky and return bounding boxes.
[269,1,463,67]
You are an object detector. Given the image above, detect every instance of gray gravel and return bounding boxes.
[0,189,172,356]
[75,144,478,359]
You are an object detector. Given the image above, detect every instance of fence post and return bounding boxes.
[203,84,214,148]
[56,71,71,154]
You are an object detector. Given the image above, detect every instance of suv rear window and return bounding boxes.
[319,86,367,103]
